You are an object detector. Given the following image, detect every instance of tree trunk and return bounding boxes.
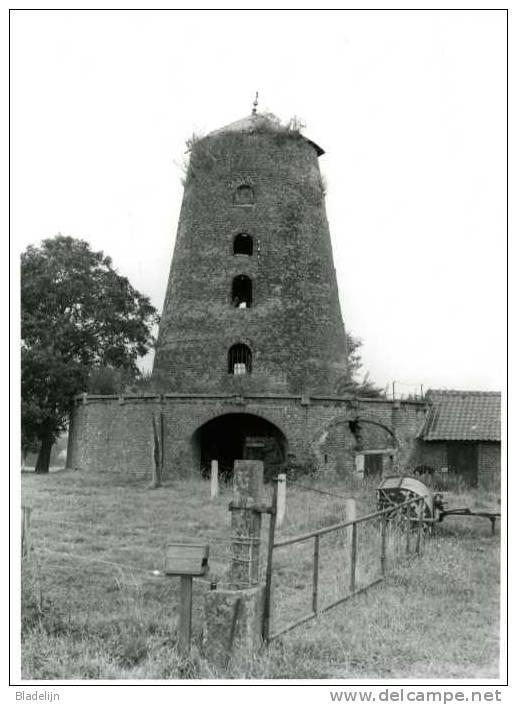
[35,429,53,474]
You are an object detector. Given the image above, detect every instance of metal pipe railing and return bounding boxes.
[265,492,427,644]
[273,495,422,548]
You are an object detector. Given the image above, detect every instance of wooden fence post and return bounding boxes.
[350,522,357,593]
[21,506,31,559]
[22,507,32,558]
[405,508,412,556]
[380,514,387,576]
[276,474,286,528]
[312,535,320,613]
[210,460,219,500]
[262,481,277,643]
[178,575,193,656]
[160,408,165,478]
[415,498,424,555]
[151,413,161,488]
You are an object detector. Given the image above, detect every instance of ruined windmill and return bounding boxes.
[67,101,426,480]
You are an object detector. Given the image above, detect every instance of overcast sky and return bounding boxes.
[10,9,507,394]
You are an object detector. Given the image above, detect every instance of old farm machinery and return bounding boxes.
[376,476,500,534]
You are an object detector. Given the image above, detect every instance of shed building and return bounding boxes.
[415,390,501,489]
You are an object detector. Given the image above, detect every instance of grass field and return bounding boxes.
[20,469,501,680]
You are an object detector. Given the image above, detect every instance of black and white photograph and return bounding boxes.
[10,7,507,698]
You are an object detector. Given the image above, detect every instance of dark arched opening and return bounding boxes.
[231,275,252,308]
[192,413,287,481]
[234,184,254,205]
[228,343,252,375]
[233,234,253,256]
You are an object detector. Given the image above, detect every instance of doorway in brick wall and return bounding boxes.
[191,413,287,482]
[364,453,383,479]
[447,442,478,487]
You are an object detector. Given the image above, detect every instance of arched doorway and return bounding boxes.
[191,413,287,481]
[311,415,399,482]
[350,419,398,480]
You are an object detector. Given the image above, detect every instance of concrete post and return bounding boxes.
[230,460,264,587]
[203,460,267,667]
[346,498,356,545]
[210,460,219,500]
[355,453,365,480]
[276,473,286,528]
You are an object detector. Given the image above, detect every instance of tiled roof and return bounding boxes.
[420,390,501,442]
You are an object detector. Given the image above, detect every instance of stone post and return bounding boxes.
[346,497,356,545]
[203,460,268,667]
[276,473,286,528]
[230,460,264,587]
[210,460,219,500]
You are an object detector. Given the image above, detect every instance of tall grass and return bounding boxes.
[20,470,500,680]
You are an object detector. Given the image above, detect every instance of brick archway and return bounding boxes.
[310,413,400,476]
[190,411,288,480]
[311,413,400,451]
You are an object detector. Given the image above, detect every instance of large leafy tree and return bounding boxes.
[21,235,159,473]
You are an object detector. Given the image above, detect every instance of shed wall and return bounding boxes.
[413,440,501,489]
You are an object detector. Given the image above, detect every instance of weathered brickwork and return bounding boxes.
[410,440,500,489]
[153,126,347,395]
[477,442,501,490]
[67,394,427,479]
[67,113,473,487]
[66,396,157,475]
[412,441,447,472]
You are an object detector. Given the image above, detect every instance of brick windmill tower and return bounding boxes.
[68,102,427,480]
[153,104,347,396]
[150,101,349,473]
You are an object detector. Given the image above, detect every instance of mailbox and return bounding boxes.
[165,543,209,576]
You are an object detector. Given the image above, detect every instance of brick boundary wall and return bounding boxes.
[66,394,428,480]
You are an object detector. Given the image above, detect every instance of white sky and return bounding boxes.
[10,9,507,394]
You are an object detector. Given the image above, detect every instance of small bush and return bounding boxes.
[21,566,73,637]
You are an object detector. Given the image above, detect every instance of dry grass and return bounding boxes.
[20,470,500,680]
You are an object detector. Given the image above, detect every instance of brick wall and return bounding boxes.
[478,441,501,490]
[412,440,500,489]
[66,396,159,475]
[96,122,431,483]
[67,394,426,482]
[153,129,348,396]
[412,441,447,471]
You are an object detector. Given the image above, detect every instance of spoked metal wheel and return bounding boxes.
[377,476,435,532]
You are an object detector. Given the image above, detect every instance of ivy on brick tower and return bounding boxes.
[152,112,348,396]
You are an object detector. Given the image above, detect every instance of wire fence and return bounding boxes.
[287,481,354,502]
[21,468,464,646]
[20,470,365,644]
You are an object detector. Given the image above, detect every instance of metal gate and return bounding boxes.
[262,492,425,643]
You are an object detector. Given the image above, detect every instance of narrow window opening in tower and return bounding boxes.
[233,234,253,256]
[234,184,254,205]
[232,275,252,308]
[228,344,252,375]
